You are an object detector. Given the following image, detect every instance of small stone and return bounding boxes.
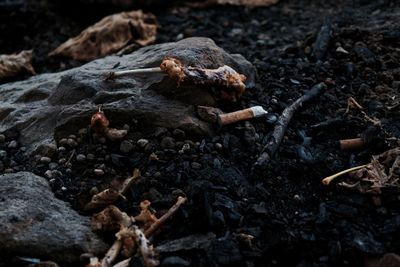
[0,134,5,143]
[65,168,72,173]
[67,138,78,148]
[61,186,67,191]
[336,46,349,54]
[68,134,77,139]
[58,158,66,164]
[160,137,176,149]
[191,162,202,169]
[78,128,88,135]
[214,143,223,150]
[87,153,95,161]
[120,140,134,154]
[49,162,58,170]
[0,150,7,159]
[137,139,149,148]
[40,143,58,157]
[154,127,169,138]
[94,169,104,176]
[8,140,18,149]
[123,124,130,131]
[4,168,13,173]
[59,138,68,146]
[40,157,52,164]
[20,146,26,152]
[76,154,86,162]
[45,170,53,178]
[90,187,99,195]
[172,129,186,140]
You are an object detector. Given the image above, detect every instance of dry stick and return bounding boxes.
[253,82,327,169]
[312,18,332,60]
[105,67,164,80]
[322,164,370,185]
[145,196,187,237]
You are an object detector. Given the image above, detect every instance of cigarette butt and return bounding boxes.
[217,106,267,126]
[339,138,364,151]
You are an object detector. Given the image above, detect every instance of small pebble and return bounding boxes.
[8,140,18,148]
[67,138,78,148]
[172,129,186,140]
[59,138,68,146]
[49,162,58,170]
[137,139,149,148]
[78,128,88,135]
[214,143,223,150]
[161,137,176,149]
[87,153,95,161]
[0,134,5,143]
[45,170,53,178]
[76,154,86,162]
[0,150,7,159]
[120,140,134,154]
[68,134,77,139]
[94,169,104,176]
[40,143,57,157]
[58,158,66,164]
[191,162,202,169]
[4,168,13,173]
[61,186,67,191]
[40,156,52,164]
[90,187,99,195]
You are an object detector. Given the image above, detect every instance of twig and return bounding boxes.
[253,82,327,169]
[322,164,370,185]
[105,67,164,80]
[145,196,187,237]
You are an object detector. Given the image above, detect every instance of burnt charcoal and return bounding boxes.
[312,18,332,60]
[210,235,243,266]
[354,43,377,65]
[212,193,242,226]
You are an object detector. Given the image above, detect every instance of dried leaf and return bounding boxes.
[339,147,400,194]
[49,10,157,61]
[91,205,132,231]
[0,50,35,80]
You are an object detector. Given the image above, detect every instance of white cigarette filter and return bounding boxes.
[218,106,268,126]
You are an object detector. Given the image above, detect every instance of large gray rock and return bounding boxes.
[0,37,255,153]
[0,172,107,262]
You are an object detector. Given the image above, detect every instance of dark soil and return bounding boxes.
[1,0,400,267]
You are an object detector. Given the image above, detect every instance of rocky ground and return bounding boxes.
[1,0,400,267]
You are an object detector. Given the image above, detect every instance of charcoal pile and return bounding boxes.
[1,1,400,267]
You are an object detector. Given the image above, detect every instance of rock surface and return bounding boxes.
[0,37,255,153]
[0,172,107,262]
